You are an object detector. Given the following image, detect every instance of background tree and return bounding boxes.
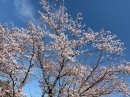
[0,0,130,97]
[0,80,12,97]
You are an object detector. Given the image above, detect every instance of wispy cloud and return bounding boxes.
[13,0,37,24]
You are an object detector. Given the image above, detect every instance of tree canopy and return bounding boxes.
[0,0,130,97]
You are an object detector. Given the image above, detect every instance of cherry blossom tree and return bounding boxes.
[39,0,130,97]
[0,0,130,97]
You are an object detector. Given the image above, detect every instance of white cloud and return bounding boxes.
[13,0,37,24]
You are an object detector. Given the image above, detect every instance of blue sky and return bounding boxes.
[0,0,130,97]
[0,0,40,26]
[64,0,130,60]
[0,0,130,59]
